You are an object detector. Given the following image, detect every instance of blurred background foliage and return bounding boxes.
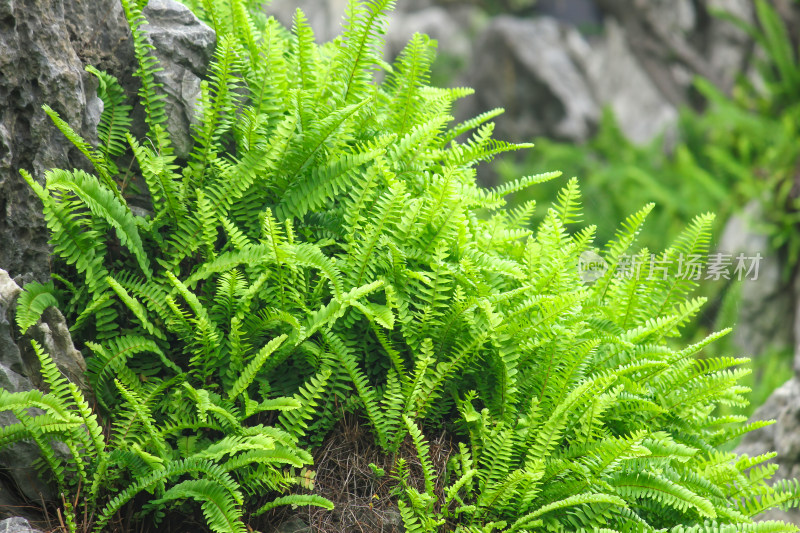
[495,108,732,253]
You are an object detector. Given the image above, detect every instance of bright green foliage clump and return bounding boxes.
[5,0,800,531]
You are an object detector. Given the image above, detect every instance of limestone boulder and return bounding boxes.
[0,517,43,533]
[0,270,54,505]
[459,16,599,144]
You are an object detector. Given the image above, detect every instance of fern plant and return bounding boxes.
[8,0,800,530]
[0,339,324,533]
[390,194,800,531]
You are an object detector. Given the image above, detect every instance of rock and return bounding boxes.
[142,0,216,157]
[794,283,800,376]
[265,0,349,43]
[595,0,714,106]
[725,203,800,527]
[0,517,43,533]
[60,0,136,90]
[386,5,487,65]
[273,517,312,533]
[19,306,88,394]
[0,270,23,376]
[352,508,403,532]
[640,0,697,35]
[717,201,795,359]
[705,0,754,92]
[736,377,800,524]
[0,270,55,505]
[0,0,107,282]
[776,402,800,464]
[451,0,761,152]
[581,19,678,144]
[460,16,599,144]
[536,0,602,28]
[382,509,403,529]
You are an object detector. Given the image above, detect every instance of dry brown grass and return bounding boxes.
[255,415,459,533]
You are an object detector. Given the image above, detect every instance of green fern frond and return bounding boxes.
[334,0,396,104]
[106,276,165,339]
[86,335,177,409]
[612,471,716,518]
[484,171,562,207]
[86,66,133,159]
[509,493,625,532]
[15,281,59,333]
[403,415,436,496]
[149,479,246,533]
[442,107,505,145]
[384,32,436,136]
[41,105,118,195]
[128,131,185,224]
[555,177,582,225]
[228,335,288,400]
[278,367,331,439]
[276,139,391,221]
[189,34,244,185]
[290,9,318,98]
[47,169,151,277]
[120,0,168,147]
[253,494,333,516]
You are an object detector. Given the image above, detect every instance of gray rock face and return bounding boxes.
[142,0,216,157]
[20,306,88,394]
[0,270,23,377]
[581,19,677,144]
[460,16,599,144]
[456,0,760,150]
[0,517,43,533]
[273,517,312,533]
[0,270,54,505]
[537,0,602,27]
[718,202,795,359]
[266,0,349,43]
[706,0,754,91]
[0,0,106,283]
[738,378,800,461]
[385,5,487,65]
[457,10,684,146]
[736,377,800,524]
[593,0,745,105]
